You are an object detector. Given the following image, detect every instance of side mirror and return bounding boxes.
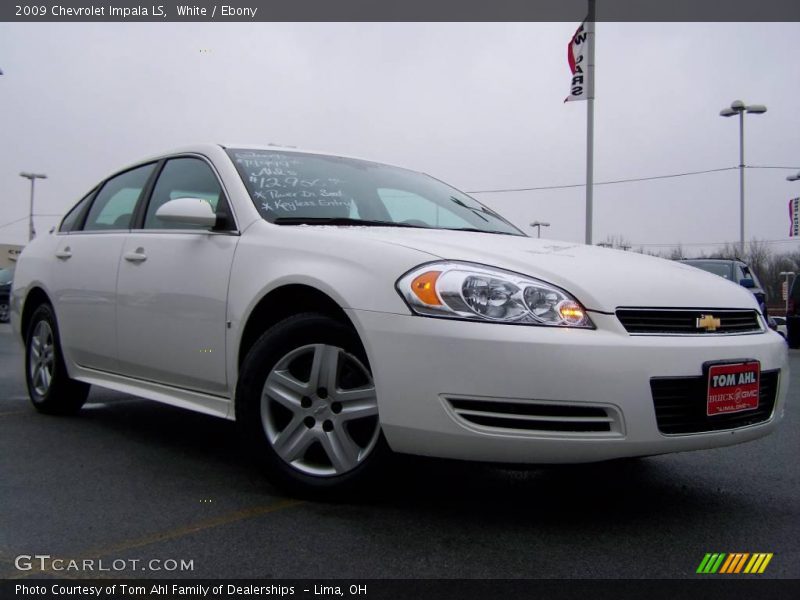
[155,197,217,228]
[739,278,755,288]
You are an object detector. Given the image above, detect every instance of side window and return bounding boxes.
[377,188,472,228]
[736,265,750,284]
[741,265,761,287]
[144,158,227,230]
[58,189,95,233]
[83,164,156,231]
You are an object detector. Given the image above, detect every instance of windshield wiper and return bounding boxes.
[273,217,430,228]
[273,217,520,236]
[446,227,520,236]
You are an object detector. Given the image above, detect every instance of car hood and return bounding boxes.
[333,227,761,313]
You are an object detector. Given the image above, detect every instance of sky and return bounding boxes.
[1,21,799,255]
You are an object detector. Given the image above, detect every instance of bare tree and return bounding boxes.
[601,234,633,250]
[667,244,685,260]
[709,242,738,260]
[742,238,771,298]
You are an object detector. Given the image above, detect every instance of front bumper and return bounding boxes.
[347,310,789,463]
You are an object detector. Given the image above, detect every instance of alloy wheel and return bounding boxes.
[29,320,55,397]
[261,343,380,476]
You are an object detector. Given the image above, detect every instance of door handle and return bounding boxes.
[123,248,147,263]
[55,247,72,260]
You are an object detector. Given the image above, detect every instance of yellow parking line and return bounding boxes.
[10,498,303,579]
[93,498,303,555]
[0,410,30,417]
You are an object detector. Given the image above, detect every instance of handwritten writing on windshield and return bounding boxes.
[234,151,351,213]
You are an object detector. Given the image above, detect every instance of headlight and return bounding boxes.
[396,261,594,328]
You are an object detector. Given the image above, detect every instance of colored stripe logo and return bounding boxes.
[697,553,773,574]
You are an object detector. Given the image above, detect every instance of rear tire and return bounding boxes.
[236,313,390,496]
[25,303,90,415]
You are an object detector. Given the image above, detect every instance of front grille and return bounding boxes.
[445,398,619,434]
[650,370,779,434]
[617,309,762,335]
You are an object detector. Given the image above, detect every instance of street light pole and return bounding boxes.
[530,221,550,238]
[719,100,766,258]
[738,108,745,256]
[20,172,47,241]
[584,0,596,246]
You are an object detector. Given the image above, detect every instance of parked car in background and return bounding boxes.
[9,144,790,494]
[678,258,768,317]
[0,266,14,323]
[786,277,800,348]
[771,316,787,339]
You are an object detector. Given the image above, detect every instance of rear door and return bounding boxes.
[115,155,239,397]
[51,163,157,371]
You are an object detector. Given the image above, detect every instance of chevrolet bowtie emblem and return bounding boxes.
[696,314,721,331]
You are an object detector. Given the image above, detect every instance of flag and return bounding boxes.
[790,197,800,237]
[565,18,590,102]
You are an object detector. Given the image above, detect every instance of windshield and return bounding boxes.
[0,268,14,285]
[226,149,523,235]
[682,260,735,281]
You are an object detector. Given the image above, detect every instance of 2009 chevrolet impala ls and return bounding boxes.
[10,144,788,493]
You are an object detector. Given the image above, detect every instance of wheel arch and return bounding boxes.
[20,286,52,342]
[237,283,361,370]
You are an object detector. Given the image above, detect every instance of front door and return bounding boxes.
[115,156,238,396]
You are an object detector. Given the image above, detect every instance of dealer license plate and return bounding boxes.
[706,361,760,416]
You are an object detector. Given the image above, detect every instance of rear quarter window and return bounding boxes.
[83,163,156,231]
[59,190,95,233]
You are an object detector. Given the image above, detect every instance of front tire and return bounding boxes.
[236,313,390,495]
[25,303,90,415]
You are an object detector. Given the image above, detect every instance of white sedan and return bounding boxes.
[10,144,789,493]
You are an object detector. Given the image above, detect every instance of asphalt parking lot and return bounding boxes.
[0,322,798,580]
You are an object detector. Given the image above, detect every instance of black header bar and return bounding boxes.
[3,579,800,600]
[2,0,800,23]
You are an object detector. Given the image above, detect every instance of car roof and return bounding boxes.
[679,258,744,264]
[109,143,423,185]
[221,143,426,175]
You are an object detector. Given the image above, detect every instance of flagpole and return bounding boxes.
[585,0,596,245]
